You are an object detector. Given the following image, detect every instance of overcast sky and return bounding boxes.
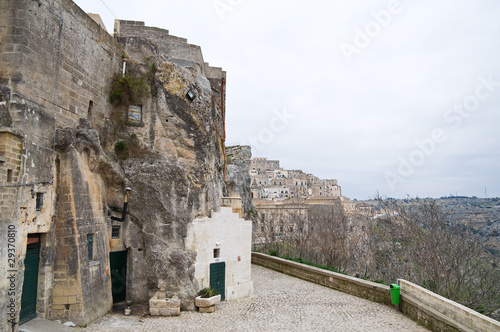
[73,0,500,200]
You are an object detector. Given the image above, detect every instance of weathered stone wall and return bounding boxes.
[254,202,309,241]
[1,1,232,329]
[225,145,255,218]
[50,140,112,325]
[1,0,122,130]
[112,20,227,309]
[399,279,500,332]
[0,129,22,218]
[114,21,205,71]
[1,0,122,329]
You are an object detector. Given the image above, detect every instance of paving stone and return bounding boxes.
[81,265,429,332]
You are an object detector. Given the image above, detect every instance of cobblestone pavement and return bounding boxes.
[80,265,428,332]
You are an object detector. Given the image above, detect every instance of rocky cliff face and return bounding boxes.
[1,3,230,325]
[226,145,255,219]
[113,60,226,307]
[54,26,227,309]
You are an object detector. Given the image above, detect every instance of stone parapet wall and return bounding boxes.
[115,20,204,70]
[399,279,500,332]
[251,252,391,306]
[251,253,500,332]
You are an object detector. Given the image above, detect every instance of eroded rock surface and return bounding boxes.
[226,145,255,219]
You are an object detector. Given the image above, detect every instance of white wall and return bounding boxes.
[186,207,253,300]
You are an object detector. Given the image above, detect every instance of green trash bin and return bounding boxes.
[390,284,400,305]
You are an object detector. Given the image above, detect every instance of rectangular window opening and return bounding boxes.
[35,192,43,211]
[87,234,94,262]
[7,169,13,182]
[88,100,94,116]
[213,248,220,258]
[111,225,120,239]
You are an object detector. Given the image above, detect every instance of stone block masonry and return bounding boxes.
[115,20,205,71]
[0,129,23,218]
[1,0,245,329]
[399,279,500,332]
[1,0,122,132]
[1,0,121,329]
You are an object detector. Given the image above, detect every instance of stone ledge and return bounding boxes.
[0,127,24,138]
[399,279,500,332]
[401,294,474,332]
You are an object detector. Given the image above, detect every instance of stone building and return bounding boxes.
[254,201,309,242]
[249,157,342,201]
[0,1,251,330]
[248,156,361,246]
[250,157,279,173]
[254,197,351,242]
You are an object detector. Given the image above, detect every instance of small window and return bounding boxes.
[7,169,13,182]
[87,234,94,261]
[35,193,43,211]
[213,248,220,258]
[186,89,196,101]
[88,100,94,116]
[112,226,120,239]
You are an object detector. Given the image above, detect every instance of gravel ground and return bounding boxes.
[80,264,428,332]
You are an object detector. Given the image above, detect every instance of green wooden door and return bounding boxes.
[110,251,127,303]
[20,237,40,324]
[209,262,225,301]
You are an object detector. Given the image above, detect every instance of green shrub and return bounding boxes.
[109,74,149,104]
[114,141,129,160]
[197,287,220,298]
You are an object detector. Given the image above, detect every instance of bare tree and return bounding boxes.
[279,209,309,258]
[307,206,360,273]
[376,196,500,316]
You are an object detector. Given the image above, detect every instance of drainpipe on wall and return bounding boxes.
[111,187,131,222]
[122,60,127,77]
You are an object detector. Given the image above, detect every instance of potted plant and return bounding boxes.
[195,287,221,312]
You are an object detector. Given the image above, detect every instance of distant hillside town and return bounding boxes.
[249,157,356,210]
